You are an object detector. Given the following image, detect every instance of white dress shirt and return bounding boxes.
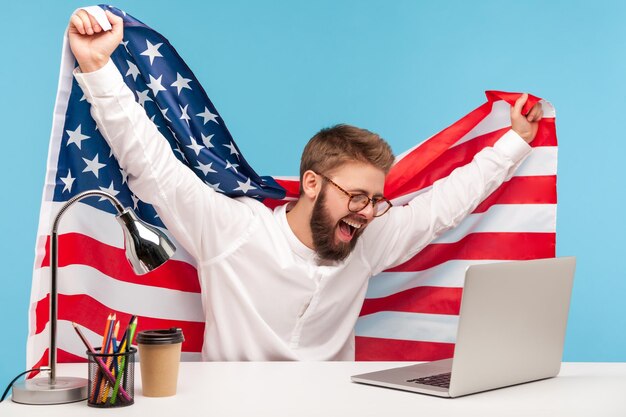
[74,60,531,361]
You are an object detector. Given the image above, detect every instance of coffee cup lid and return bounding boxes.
[136,328,184,345]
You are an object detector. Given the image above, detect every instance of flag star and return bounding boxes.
[121,40,130,54]
[136,89,153,107]
[140,40,163,65]
[66,124,91,149]
[125,60,140,81]
[179,104,191,125]
[201,133,214,149]
[146,74,167,97]
[150,115,160,129]
[186,136,204,156]
[82,154,107,178]
[206,182,223,193]
[131,194,140,210]
[171,73,192,95]
[225,160,239,173]
[223,141,240,158]
[60,170,75,193]
[158,105,171,121]
[80,94,86,102]
[173,147,184,158]
[196,107,219,125]
[119,168,129,184]
[167,126,178,140]
[98,181,120,201]
[195,161,216,176]
[234,177,257,194]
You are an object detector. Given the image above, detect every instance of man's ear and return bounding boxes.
[301,170,321,199]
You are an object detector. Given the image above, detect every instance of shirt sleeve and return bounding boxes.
[74,59,255,263]
[362,130,532,275]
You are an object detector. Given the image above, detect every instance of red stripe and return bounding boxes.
[387,233,556,272]
[386,124,556,199]
[39,233,200,293]
[385,101,493,196]
[355,336,455,361]
[527,118,557,147]
[359,286,462,317]
[274,178,300,198]
[472,175,556,213]
[34,294,204,353]
[386,128,510,198]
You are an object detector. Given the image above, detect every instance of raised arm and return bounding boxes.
[68,9,254,262]
[363,95,542,274]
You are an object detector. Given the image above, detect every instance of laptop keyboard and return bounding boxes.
[406,372,451,388]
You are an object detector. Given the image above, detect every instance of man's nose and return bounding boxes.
[357,202,376,220]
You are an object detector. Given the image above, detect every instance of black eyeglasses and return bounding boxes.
[319,174,392,217]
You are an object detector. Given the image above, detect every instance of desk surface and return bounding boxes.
[2,362,625,416]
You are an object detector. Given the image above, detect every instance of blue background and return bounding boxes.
[1,1,625,386]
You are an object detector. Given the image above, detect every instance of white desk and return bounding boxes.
[1,362,625,416]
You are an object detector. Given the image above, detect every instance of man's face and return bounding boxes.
[310,162,386,262]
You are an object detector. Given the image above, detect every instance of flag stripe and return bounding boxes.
[33,294,205,352]
[32,264,204,323]
[387,233,556,272]
[38,233,200,293]
[37,201,197,265]
[355,336,455,361]
[355,311,459,343]
[473,176,556,213]
[359,286,462,317]
[432,204,555,244]
[366,260,505,298]
[387,120,556,199]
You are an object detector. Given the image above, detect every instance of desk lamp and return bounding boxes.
[12,190,176,404]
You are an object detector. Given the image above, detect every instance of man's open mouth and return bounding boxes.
[337,217,365,242]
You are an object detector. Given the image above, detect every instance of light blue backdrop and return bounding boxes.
[2,1,625,386]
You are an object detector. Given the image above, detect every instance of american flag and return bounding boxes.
[27,6,557,370]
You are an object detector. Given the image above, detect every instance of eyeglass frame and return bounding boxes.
[318,174,393,217]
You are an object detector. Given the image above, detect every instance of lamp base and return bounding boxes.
[11,376,88,405]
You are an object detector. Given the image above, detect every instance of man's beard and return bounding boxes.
[310,186,364,262]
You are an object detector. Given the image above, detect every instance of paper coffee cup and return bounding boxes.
[137,328,184,397]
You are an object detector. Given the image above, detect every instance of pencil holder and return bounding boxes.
[86,347,136,407]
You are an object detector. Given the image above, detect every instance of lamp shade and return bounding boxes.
[116,208,176,275]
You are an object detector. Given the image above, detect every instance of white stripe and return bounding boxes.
[393,99,556,161]
[451,100,512,148]
[452,99,556,148]
[390,147,557,207]
[28,321,201,368]
[366,259,506,298]
[432,204,556,244]
[36,201,196,266]
[355,311,458,344]
[34,264,204,322]
[514,146,557,176]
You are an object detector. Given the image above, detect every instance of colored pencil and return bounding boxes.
[100,320,120,403]
[71,322,132,403]
[90,314,113,403]
[110,317,138,404]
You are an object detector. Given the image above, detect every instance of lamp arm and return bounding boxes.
[49,190,125,384]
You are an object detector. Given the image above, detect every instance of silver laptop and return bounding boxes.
[351,257,576,398]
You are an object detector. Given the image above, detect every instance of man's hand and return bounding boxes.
[510,93,543,144]
[68,9,123,73]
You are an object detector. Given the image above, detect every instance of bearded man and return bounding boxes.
[68,9,543,360]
